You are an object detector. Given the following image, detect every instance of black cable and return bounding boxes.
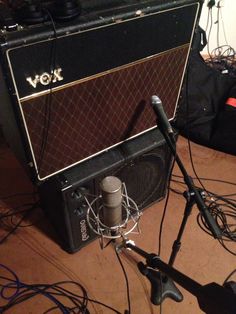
[204,1,236,79]
[0,191,37,200]
[0,212,27,245]
[157,168,172,257]
[0,265,122,314]
[205,45,236,77]
[155,147,177,314]
[197,196,236,253]
[157,141,177,257]
[10,202,42,228]
[170,174,236,255]
[223,269,236,286]
[46,282,88,310]
[0,202,39,244]
[0,188,40,228]
[216,1,220,48]
[205,3,211,33]
[218,239,236,256]
[207,192,236,209]
[207,6,213,58]
[0,202,38,219]
[171,175,236,201]
[219,1,228,45]
[182,46,210,198]
[36,8,58,178]
[83,296,121,313]
[197,214,236,256]
[187,139,212,198]
[172,173,236,188]
[115,250,131,314]
[4,285,69,314]
[171,175,236,208]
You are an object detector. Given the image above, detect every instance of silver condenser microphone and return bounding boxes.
[100,176,123,228]
[86,176,141,246]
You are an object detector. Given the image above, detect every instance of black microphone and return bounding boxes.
[100,176,123,228]
[151,95,174,135]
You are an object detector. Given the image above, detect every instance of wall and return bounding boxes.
[199,0,236,55]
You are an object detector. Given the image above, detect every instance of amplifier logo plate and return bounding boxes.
[26,68,63,88]
[80,219,90,242]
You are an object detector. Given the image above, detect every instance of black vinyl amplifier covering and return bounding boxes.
[0,0,203,180]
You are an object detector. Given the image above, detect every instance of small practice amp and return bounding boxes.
[38,128,175,252]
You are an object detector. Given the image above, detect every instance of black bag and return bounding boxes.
[174,50,236,154]
[210,85,236,155]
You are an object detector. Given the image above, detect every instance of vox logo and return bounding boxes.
[26,68,63,88]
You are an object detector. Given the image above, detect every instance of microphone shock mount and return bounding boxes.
[85,180,141,248]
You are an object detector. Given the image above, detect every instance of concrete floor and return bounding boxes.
[0,136,235,313]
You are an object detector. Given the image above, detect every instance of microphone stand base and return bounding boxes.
[138,262,183,305]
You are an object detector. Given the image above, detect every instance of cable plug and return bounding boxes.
[216,0,224,8]
[207,0,215,8]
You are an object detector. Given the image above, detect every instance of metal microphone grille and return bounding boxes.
[100,176,123,228]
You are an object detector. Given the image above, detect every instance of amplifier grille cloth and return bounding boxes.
[22,45,188,179]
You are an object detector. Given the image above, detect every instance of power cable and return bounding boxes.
[115,250,131,314]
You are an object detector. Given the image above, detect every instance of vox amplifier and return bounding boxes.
[0,0,203,181]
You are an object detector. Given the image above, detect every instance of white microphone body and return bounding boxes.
[100,176,123,228]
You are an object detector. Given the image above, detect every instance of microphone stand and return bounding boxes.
[120,240,236,314]
[135,96,222,305]
[157,124,221,240]
[151,95,221,239]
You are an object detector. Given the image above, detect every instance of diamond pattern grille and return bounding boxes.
[21,45,188,179]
